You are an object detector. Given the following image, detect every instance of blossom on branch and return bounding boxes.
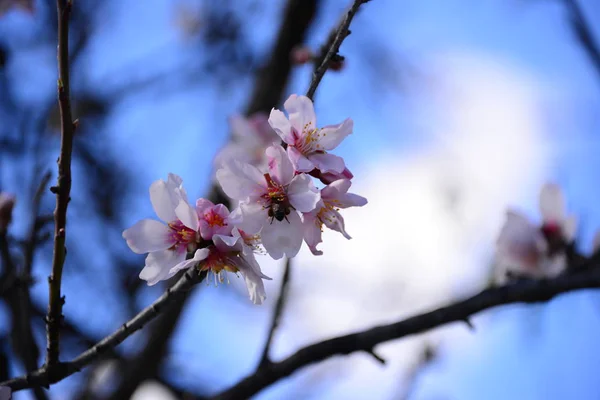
[303,179,367,255]
[217,145,320,259]
[122,174,200,285]
[269,94,353,174]
[196,198,235,240]
[495,183,577,283]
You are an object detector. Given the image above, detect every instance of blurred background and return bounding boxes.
[1,0,600,398]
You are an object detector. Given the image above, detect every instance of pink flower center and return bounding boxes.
[167,220,196,252]
[292,123,324,155]
[199,247,240,274]
[315,199,341,229]
[262,173,287,203]
[204,209,226,228]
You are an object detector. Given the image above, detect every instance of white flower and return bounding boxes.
[495,183,576,283]
[216,145,320,259]
[169,229,271,304]
[122,174,200,285]
[268,94,353,174]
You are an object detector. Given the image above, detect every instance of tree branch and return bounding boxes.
[211,264,600,400]
[562,0,600,81]
[306,0,370,100]
[258,258,292,368]
[46,0,75,368]
[1,267,205,391]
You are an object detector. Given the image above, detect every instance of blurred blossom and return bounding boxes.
[0,193,16,233]
[0,0,33,16]
[291,45,314,65]
[214,113,279,170]
[172,4,203,38]
[494,183,576,283]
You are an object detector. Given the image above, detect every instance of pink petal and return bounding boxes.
[168,248,211,276]
[139,249,187,286]
[261,211,303,259]
[213,233,242,253]
[123,219,172,254]
[308,152,345,174]
[287,146,315,172]
[302,213,323,255]
[288,174,320,212]
[238,202,268,234]
[268,108,294,144]
[322,208,351,239]
[175,199,199,231]
[283,94,317,135]
[266,145,294,186]
[317,118,353,150]
[216,160,266,201]
[149,179,179,222]
[195,198,215,214]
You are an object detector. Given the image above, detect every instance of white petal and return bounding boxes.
[213,233,242,252]
[216,160,266,201]
[229,114,253,140]
[539,183,566,222]
[287,146,315,172]
[284,94,317,134]
[261,211,303,259]
[288,174,320,212]
[322,178,352,197]
[303,213,323,255]
[562,215,577,242]
[239,202,267,234]
[268,109,294,144]
[308,152,345,174]
[149,179,179,222]
[175,199,199,231]
[123,219,172,254]
[322,209,351,239]
[237,255,269,305]
[169,248,210,276]
[317,118,353,150]
[266,145,294,186]
[139,249,186,286]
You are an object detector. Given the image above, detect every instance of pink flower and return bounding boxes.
[309,166,354,185]
[495,183,576,283]
[268,94,353,174]
[196,198,236,240]
[169,229,271,304]
[216,145,320,259]
[303,179,367,255]
[122,174,200,285]
[214,113,280,169]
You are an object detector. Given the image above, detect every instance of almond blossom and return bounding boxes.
[216,145,320,259]
[169,229,271,304]
[303,179,367,255]
[196,198,235,240]
[214,113,280,169]
[268,94,353,174]
[494,183,577,283]
[122,174,200,285]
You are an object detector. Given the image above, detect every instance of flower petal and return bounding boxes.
[302,213,323,255]
[123,219,172,254]
[268,109,294,144]
[237,255,269,305]
[139,249,186,286]
[216,160,266,201]
[266,145,294,186]
[322,208,351,239]
[168,248,211,276]
[284,94,317,134]
[261,211,303,259]
[195,198,215,214]
[288,174,320,212]
[317,118,353,150]
[539,183,566,222]
[213,233,242,252]
[287,146,315,172]
[149,179,179,222]
[239,202,267,234]
[175,199,199,231]
[308,152,345,174]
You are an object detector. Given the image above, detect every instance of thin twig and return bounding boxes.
[1,268,205,391]
[211,265,600,400]
[305,0,370,100]
[562,0,600,82]
[46,0,75,368]
[258,258,292,367]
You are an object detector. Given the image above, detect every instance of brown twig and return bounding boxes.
[46,0,75,368]
[305,0,370,100]
[258,258,292,367]
[562,0,600,82]
[1,268,204,391]
[211,264,600,399]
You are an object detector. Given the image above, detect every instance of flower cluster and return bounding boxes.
[123,95,367,304]
[494,183,578,283]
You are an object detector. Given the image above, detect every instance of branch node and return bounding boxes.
[49,186,59,194]
[463,317,475,331]
[366,348,386,364]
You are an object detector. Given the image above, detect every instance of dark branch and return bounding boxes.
[46,0,75,368]
[211,265,600,399]
[306,0,370,100]
[2,268,204,391]
[258,258,292,367]
[562,0,600,81]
